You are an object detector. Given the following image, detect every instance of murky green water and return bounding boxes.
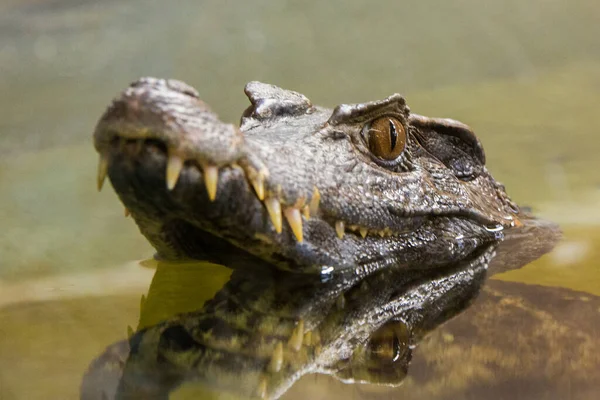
[1,1,599,399]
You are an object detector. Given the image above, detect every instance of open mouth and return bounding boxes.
[98,136,431,244]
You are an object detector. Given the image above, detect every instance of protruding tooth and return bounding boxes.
[359,227,368,238]
[124,208,130,217]
[250,174,265,200]
[288,319,304,351]
[336,294,346,310]
[309,186,320,215]
[268,342,284,373]
[265,198,283,233]
[97,155,108,191]
[127,325,134,339]
[203,164,219,201]
[302,205,310,219]
[284,207,303,242]
[257,377,268,399]
[166,153,184,190]
[378,230,385,237]
[335,221,345,239]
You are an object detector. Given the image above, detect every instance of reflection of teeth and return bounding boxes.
[335,221,345,239]
[97,155,108,191]
[288,319,304,351]
[268,342,284,373]
[265,197,283,233]
[303,330,312,346]
[203,164,219,201]
[284,207,303,242]
[166,152,184,190]
[257,377,268,399]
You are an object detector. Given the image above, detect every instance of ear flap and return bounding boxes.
[409,114,486,179]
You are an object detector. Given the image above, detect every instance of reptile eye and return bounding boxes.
[362,117,406,160]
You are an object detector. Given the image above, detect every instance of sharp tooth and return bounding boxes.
[309,186,320,215]
[203,164,219,201]
[97,155,108,191]
[359,227,368,238]
[250,175,265,200]
[302,205,310,220]
[268,342,284,373]
[124,208,130,217]
[284,207,303,242]
[288,319,304,351]
[127,325,134,339]
[335,221,345,239]
[166,152,184,190]
[265,198,282,233]
[378,230,385,237]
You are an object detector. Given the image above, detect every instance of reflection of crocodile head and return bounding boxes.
[94,78,522,276]
[83,250,491,399]
[87,79,563,399]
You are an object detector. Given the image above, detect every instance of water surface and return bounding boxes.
[1,1,599,399]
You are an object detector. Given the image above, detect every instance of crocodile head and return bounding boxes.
[94,78,521,275]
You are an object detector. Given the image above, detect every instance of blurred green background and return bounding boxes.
[0,0,599,399]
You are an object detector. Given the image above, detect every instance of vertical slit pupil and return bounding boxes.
[389,120,398,151]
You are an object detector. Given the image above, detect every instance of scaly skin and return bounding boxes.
[94,78,521,276]
[85,79,564,399]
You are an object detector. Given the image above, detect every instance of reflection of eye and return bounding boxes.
[367,322,409,365]
[362,117,406,160]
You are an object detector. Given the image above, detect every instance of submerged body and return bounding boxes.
[84,79,583,399]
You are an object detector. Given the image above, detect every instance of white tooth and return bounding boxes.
[265,198,283,233]
[284,207,303,242]
[359,227,368,238]
[203,164,219,201]
[309,187,320,215]
[250,176,265,200]
[335,221,345,239]
[302,205,310,220]
[166,152,184,190]
[97,155,108,191]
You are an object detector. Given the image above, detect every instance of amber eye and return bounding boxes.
[362,117,406,160]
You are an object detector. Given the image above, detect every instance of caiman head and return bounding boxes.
[94,78,522,276]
